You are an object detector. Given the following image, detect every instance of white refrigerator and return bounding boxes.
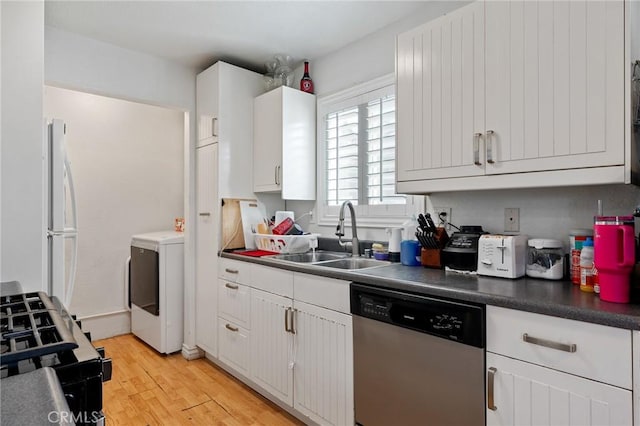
[45,118,78,307]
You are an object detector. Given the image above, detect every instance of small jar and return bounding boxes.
[526,239,564,280]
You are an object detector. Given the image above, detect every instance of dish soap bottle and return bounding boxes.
[300,61,314,94]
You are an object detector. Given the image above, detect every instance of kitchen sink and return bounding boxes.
[267,251,390,270]
[269,251,350,263]
[315,258,390,270]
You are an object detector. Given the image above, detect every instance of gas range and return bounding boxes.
[0,285,112,425]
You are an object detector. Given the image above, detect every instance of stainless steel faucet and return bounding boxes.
[335,200,360,256]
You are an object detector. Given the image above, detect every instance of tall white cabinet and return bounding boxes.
[396,0,629,193]
[194,62,263,357]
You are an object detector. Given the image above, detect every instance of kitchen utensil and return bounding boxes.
[239,200,267,249]
[477,234,529,279]
[594,216,636,303]
[275,211,295,225]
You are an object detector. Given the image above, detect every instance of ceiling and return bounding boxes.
[45,1,431,73]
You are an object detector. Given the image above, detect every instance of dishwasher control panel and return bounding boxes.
[351,283,484,348]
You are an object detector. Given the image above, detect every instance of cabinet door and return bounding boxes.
[196,65,219,147]
[485,0,624,175]
[250,288,293,405]
[486,352,632,426]
[293,301,354,426]
[253,89,282,193]
[396,1,485,182]
[195,144,218,355]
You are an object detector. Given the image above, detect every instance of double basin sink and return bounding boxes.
[267,251,390,270]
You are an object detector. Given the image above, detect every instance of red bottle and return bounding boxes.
[300,61,314,94]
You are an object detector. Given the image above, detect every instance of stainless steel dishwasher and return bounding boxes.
[351,283,485,426]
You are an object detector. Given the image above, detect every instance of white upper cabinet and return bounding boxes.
[253,86,316,200]
[396,0,629,193]
[196,65,219,147]
[397,1,485,182]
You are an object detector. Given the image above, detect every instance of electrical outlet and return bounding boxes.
[434,207,452,230]
[504,208,520,232]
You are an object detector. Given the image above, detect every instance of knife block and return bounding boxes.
[421,248,443,269]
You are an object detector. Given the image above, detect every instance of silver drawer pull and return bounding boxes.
[224,268,238,274]
[199,212,211,216]
[225,324,239,332]
[224,283,239,290]
[522,333,577,353]
[487,367,497,411]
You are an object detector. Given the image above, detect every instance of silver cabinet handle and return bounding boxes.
[522,333,577,353]
[275,165,281,186]
[487,367,497,411]
[473,132,482,165]
[199,212,211,216]
[284,307,295,334]
[212,117,218,137]
[224,268,238,274]
[284,308,291,333]
[225,323,238,332]
[486,130,495,164]
[274,165,278,185]
[290,308,296,335]
[224,283,238,290]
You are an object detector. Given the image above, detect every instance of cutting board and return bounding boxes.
[239,200,267,250]
[221,198,255,250]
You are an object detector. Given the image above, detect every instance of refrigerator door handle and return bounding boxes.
[63,149,78,308]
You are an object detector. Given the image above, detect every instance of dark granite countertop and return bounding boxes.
[222,251,640,330]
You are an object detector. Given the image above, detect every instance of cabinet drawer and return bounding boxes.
[250,264,293,298]
[294,273,350,314]
[218,318,250,376]
[218,279,251,329]
[219,258,251,284]
[487,306,632,389]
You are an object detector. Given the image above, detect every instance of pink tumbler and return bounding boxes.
[594,216,636,303]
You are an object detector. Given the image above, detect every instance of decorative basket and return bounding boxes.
[254,233,318,254]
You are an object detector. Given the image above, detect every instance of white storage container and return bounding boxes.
[526,239,564,280]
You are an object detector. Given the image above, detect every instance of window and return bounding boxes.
[317,74,422,227]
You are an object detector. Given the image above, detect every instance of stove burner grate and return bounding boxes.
[0,292,77,366]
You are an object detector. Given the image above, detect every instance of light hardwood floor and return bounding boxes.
[95,334,304,426]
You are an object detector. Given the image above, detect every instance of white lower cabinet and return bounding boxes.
[217,318,250,376]
[293,300,353,426]
[487,353,632,426]
[217,263,354,425]
[486,306,633,426]
[250,288,294,405]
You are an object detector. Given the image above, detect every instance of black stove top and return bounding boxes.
[1,292,78,367]
[0,283,111,425]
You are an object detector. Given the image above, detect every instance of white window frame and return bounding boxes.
[316,74,423,228]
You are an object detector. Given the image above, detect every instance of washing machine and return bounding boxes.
[130,231,184,354]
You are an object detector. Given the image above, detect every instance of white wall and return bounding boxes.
[44,86,184,338]
[44,27,198,343]
[1,1,46,291]
[289,0,640,246]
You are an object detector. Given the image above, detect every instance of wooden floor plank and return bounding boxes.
[95,334,303,426]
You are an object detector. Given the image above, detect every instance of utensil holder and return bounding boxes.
[421,248,443,269]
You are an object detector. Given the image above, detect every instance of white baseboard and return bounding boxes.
[181,343,204,360]
[79,310,131,341]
